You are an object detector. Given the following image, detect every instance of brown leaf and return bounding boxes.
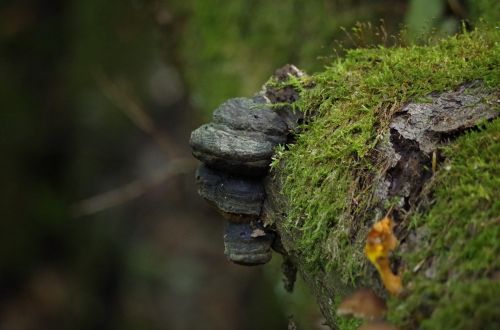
[250,228,266,238]
[337,288,386,321]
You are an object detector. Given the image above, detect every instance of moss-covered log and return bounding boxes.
[191,26,499,329]
[263,27,499,329]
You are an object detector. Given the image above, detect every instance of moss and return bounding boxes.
[387,119,500,329]
[423,280,500,329]
[272,26,499,328]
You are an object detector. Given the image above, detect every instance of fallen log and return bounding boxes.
[191,28,499,329]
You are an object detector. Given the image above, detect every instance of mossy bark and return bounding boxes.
[263,28,499,329]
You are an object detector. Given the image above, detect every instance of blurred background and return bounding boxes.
[0,0,490,329]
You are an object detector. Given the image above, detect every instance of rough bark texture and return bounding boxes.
[379,81,498,206]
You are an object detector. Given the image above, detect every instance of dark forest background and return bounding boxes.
[0,1,493,329]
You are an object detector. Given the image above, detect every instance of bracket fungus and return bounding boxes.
[223,222,275,266]
[195,164,265,222]
[190,97,288,177]
[189,65,305,266]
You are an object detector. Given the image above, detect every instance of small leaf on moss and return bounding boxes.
[365,216,402,296]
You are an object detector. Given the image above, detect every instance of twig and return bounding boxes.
[96,74,181,159]
[70,158,197,217]
[72,74,197,217]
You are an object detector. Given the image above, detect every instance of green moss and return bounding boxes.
[423,280,500,329]
[336,317,363,330]
[277,27,499,287]
[273,25,499,328]
[387,119,500,329]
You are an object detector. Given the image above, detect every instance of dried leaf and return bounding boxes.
[250,228,266,238]
[364,216,402,296]
[375,257,402,296]
[337,288,386,321]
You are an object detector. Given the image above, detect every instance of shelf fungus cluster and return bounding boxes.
[190,65,304,266]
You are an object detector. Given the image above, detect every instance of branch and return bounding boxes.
[70,158,197,217]
[96,74,181,159]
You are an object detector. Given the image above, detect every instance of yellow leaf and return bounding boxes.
[364,216,402,296]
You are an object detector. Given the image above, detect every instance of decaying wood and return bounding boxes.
[377,81,498,207]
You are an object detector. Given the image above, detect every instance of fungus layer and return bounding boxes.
[196,164,265,221]
[223,222,275,266]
